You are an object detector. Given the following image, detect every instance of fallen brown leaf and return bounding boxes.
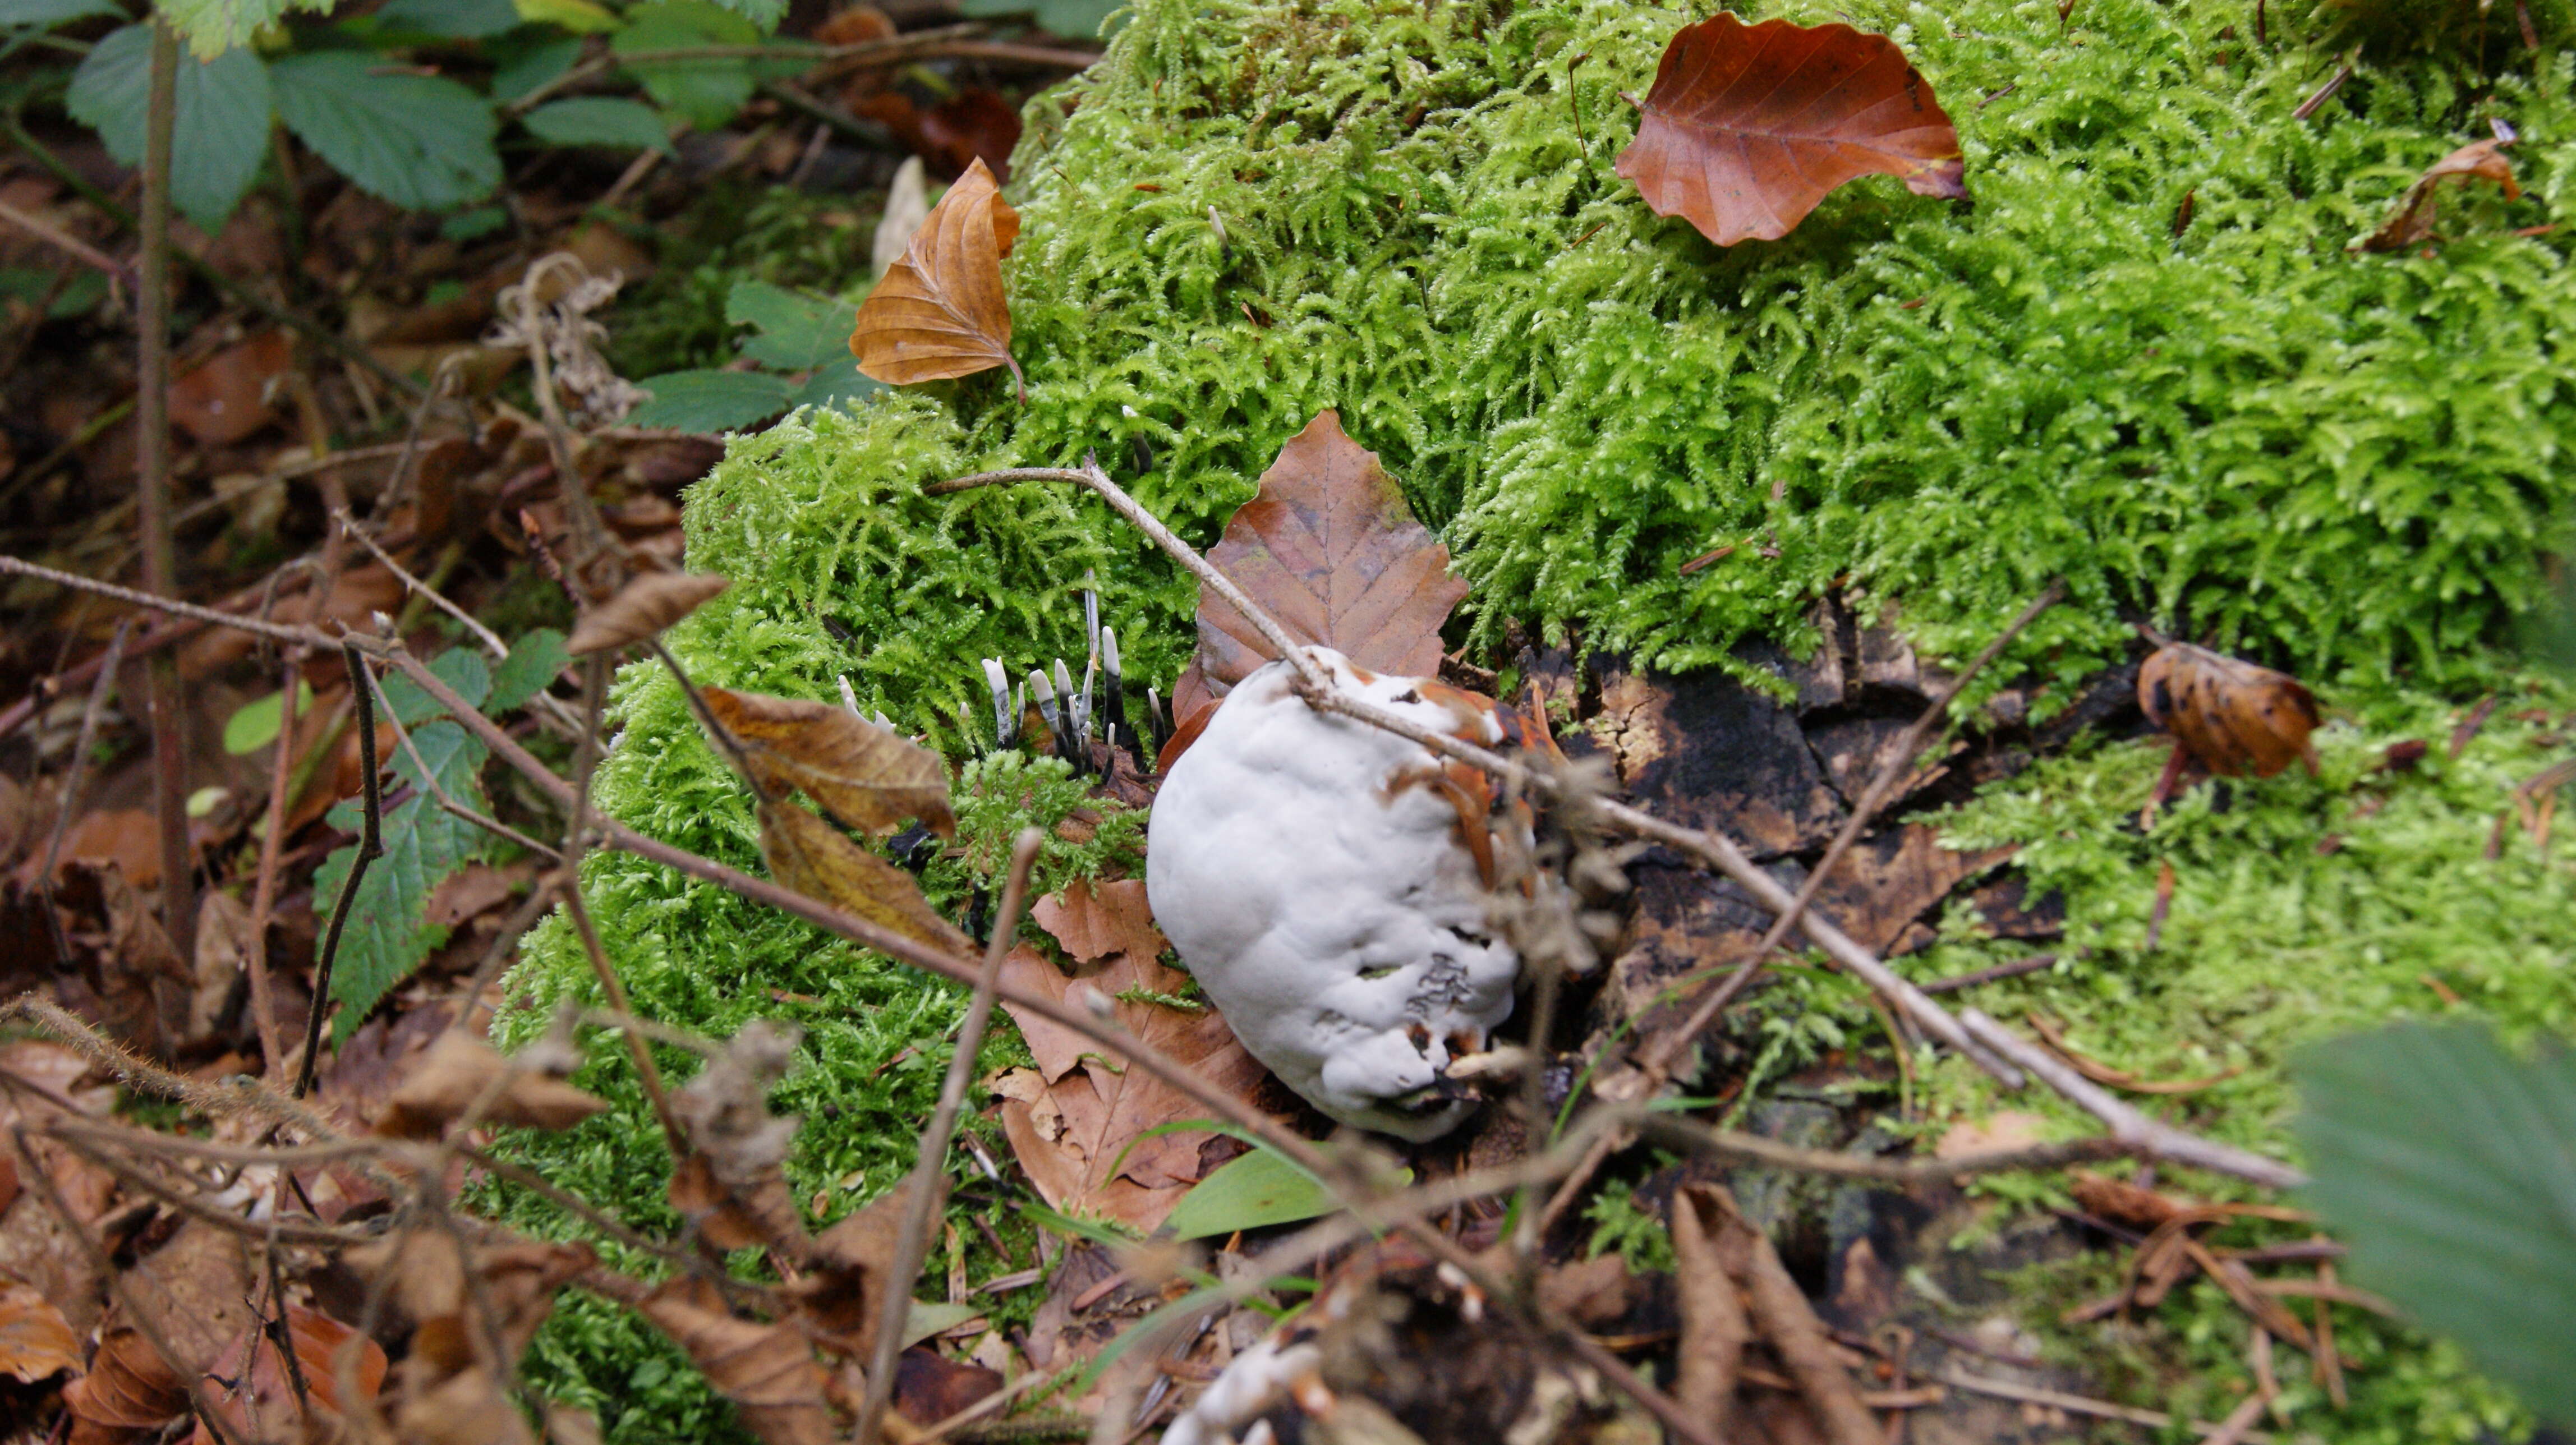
[169,330,292,447]
[565,570,731,655]
[1615,14,1967,247]
[705,688,955,838]
[850,157,1024,396]
[894,1346,1003,1425]
[1186,409,1468,721]
[2138,642,2320,777]
[756,800,974,956]
[791,1184,921,1352]
[2358,136,2520,252]
[918,88,1023,184]
[0,1276,79,1383]
[63,1317,185,1442]
[992,945,1269,1231]
[1031,878,1165,967]
[1668,1188,1751,1429]
[187,1305,387,1445]
[639,1278,838,1445]
[371,1030,608,1139]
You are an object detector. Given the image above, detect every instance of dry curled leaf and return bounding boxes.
[2358,136,2520,252]
[372,1030,608,1139]
[992,945,1270,1231]
[1184,409,1468,721]
[2138,642,2320,777]
[705,688,955,838]
[789,1184,924,1353]
[0,1277,79,1384]
[757,800,975,956]
[187,1306,387,1445]
[669,1020,808,1256]
[564,571,730,656]
[1615,13,1966,246]
[639,1278,838,1445]
[850,156,1024,397]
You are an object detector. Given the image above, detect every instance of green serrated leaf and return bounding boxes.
[66,25,271,232]
[0,267,105,320]
[272,52,500,212]
[700,0,784,31]
[487,629,569,714]
[954,0,1123,39]
[315,719,490,1041]
[376,0,521,36]
[488,31,582,100]
[377,647,494,729]
[222,680,314,756]
[1166,1147,1355,1240]
[512,0,615,30]
[788,356,881,413]
[2294,1022,2576,1423]
[1,0,122,30]
[611,0,759,130]
[523,96,674,154]
[728,279,859,371]
[627,369,794,432]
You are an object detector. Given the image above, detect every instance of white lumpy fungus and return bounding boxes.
[1146,648,1518,1140]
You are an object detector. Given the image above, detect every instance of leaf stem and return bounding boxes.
[297,641,383,1097]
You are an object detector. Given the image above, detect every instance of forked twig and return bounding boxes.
[857,828,1045,1445]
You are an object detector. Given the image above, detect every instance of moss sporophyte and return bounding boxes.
[489,0,2574,1438]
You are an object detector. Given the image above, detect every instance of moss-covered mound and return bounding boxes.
[491,0,2575,1438]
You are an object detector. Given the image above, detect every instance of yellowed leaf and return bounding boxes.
[565,571,730,656]
[705,687,954,838]
[849,157,1024,397]
[757,800,973,956]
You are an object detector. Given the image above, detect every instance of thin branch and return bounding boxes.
[0,995,347,1142]
[0,195,135,282]
[455,1144,772,1310]
[296,642,383,1097]
[137,17,195,968]
[1640,1114,2135,1182]
[1956,1009,2304,1189]
[36,618,129,966]
[858,827,1043,1445]
[242,646,303,1077]
[358,667,561,862]
[338,510,508,659]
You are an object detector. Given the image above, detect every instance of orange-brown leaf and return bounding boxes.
[2357,137,2521,252]
[1031,879,1165,967]
[705,687,955,838]
[371,1031,608,1139]
[1193,409,1468,690]
[991,945,1271,1231]
[0,1278,78,1384]
[850,157,1023,392]
[1615,14,1966,247]
[2138,643,2320,778]
[187,1306,388,1445]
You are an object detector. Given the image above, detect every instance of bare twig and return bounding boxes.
[296,642,383,1098]
[242,647,302,1077]
[0,196,135,282]
[1918,953,2058,993]
[339,510,508,659]
[0,996,346,1142]
[857,828,1043,1445]
[36,618,128,965]
[1936,1370,2274,1443]
[1956,1009,2304,1188]
[1640,1114,2136,1182]
[137,18,195,968]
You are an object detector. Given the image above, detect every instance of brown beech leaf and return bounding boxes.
[638,1278,837,1445]
[704,688,955,838]
[371,1031,608,1139]
[64,1318,186,1438]
[1615,14,1966,247]
[1031,878,1165,967]
[565,571,731,656]
[790,1184,925,1353]
[1193,409,1468,693]
[0,1277,79,1384]
[991,945,1270,1231]
[894,1347,1004,1425]
[2357,136,2520,252]
[2138,642,2320,777]
[850,156,1024,397]
[756,800,974,955]
[187,1306,387,1445]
